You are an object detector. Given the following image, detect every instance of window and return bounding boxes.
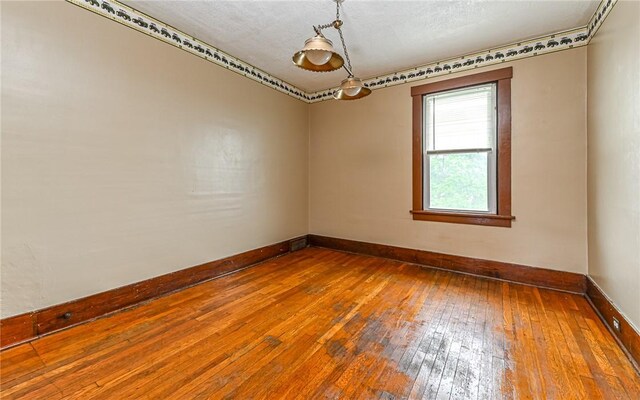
[411,67,514,227]
[425,83,497,213]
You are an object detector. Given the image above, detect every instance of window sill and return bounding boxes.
[410,210,515,227]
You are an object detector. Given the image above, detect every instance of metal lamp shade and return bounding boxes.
[292,35,344,72]
[333,76,371,100]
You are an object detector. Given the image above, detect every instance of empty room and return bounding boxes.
[1,0,639,398]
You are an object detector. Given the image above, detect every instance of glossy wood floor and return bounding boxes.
[1,248,639,399]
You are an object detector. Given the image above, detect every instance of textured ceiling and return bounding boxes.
[122,0,599,92]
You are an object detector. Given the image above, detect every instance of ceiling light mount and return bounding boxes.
[292,0,371,100]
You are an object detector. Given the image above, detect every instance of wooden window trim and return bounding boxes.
[411,67,514,228]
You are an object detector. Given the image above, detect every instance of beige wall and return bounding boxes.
[587,1,640,329]
[310,48,588,273]
[6,1,636,325]
[1,2,309,318]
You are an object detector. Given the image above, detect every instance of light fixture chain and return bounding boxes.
[337,27,353,75]
[314,22,334,33]
[335,2,353,76]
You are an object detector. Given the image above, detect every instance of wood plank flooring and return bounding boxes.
[1,247,639,399]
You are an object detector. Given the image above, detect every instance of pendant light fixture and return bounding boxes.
[292,32,344,72]
[292,0,371,101]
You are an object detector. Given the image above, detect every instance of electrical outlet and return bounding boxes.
[612,317,621,332]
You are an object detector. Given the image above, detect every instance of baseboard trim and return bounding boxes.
[308,234,586,294]
[4,233,636,373]
[585,277,640,370]
[0,236,307,350]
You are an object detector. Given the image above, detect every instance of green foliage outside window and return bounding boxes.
[429,152,489,211]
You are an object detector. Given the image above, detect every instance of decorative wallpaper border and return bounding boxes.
[66,0,310,102]
[588,0,616,38]
[307,0,617,103]
[307,27,590,103]
[68,0,616,104]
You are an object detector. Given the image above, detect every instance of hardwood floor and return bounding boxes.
[1,247,638,399]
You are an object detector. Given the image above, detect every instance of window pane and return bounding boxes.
[428,152,489,212]
[425,84,495,151]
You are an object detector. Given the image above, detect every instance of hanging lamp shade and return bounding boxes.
[334,76,371,100]
[292,35,344,72]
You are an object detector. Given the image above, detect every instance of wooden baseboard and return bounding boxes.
[0,236,307,350]
[4,233,636,372]
[586,277,640,370]
[0,313,35,350]
[308,234,586,294]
